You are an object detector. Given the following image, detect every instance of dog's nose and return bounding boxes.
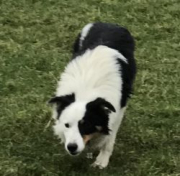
[67,143,78,154]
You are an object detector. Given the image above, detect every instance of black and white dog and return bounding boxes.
[49,22,136,169]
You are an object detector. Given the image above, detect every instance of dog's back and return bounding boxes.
[73,22,136,107]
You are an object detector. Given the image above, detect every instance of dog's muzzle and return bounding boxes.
[67,143,79,155]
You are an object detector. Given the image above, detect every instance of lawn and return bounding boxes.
[0,0,180,175]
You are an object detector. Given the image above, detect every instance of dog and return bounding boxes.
[49,22,136,169]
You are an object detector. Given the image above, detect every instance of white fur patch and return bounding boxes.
[53,102,86,154]
[56,45,126,111]
[79,23,93,48]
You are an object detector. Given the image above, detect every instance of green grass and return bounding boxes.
[0,0,180,175]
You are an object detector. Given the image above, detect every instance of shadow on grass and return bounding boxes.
[1,108,179,176]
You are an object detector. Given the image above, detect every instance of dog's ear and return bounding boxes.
[87,98,116,115]
[48,93,75,112]
[85,98,115,135]
[100,99,116,114]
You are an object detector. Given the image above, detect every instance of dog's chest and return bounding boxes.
[88,135,107,150]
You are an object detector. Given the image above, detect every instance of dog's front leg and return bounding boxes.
[92,135,115,169]
[92,108,126,169]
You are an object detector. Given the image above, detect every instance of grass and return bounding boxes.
[0,0,180,175]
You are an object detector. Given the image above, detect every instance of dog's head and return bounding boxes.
[49,93,116,156]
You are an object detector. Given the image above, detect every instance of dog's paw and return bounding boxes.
[91,154,109,169]
[91,160,108,169]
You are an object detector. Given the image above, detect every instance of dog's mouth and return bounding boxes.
[69,151,79,156]
[83,134,94,144]
[83,133,99,145]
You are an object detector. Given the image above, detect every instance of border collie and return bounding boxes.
[49,22,136,169]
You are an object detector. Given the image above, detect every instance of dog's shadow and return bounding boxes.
[46,129,138,175]
[11,117,141,175]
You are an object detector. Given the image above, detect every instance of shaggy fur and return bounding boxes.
[49,22,136,169]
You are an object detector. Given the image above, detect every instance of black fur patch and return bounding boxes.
[78,98,115,136]
[49,93,75,119]
[73,22,135,58]
[117,59,136,107]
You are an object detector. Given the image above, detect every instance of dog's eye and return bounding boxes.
[65,123,70,128]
